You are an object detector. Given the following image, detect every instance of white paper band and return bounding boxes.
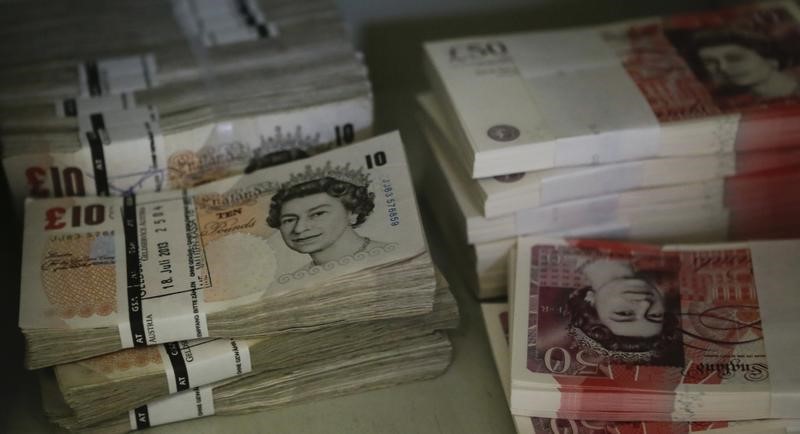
[157,338,253,394]
[171,0,276,47]
[78,54,157,97]
[129,386,215,430]
[539,163,645,205]
[69,107,167,197]
[522,65,661,167]
[426,28,662,174]
[506,29,619,78]
[55,93,136,118]
[117,194,210,349]
[515,195,622,235]
[77,106,161,148]
[118,313,210,349]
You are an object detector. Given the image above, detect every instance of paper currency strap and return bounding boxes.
[527,241,800,419]
[78,109,164,197]
[85,114,111,195]
[66,0,277,103]
[429,1,800,168]
[78,54,158,97]
[123,195,146,346]
[75,0,276,96]
[23,105,168,199]
[158,338,252,394]
[118,193,210,349]
[130,386,214,430]
[57,92,136,118]
[171,0,277,47]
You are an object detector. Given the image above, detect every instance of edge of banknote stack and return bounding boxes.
[417,1,800,432]
[479,237,800,431]
[21,131,459,431]
[1,0,375,215]
[5,1,461,430]
[418,0,800,299]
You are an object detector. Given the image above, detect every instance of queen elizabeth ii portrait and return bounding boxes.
[267,162,387,269]
[668,25,800,107]
[565,258,684,366]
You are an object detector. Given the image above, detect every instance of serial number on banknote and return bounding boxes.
[382,178,400,227]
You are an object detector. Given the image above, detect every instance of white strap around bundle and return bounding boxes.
[78,54,157,97]
[129,386,215,430]
[157,338,253,394]
[506,31,662,166]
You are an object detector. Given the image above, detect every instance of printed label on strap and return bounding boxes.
[171,0,277,47]
[158,338,253,393]
[77,106,161,147]
[130,386,214,430]
[78,54,157,97]
[55,93,135,118]
[76,107,165,196]
[117,192,210,348]
[122,194,146,346]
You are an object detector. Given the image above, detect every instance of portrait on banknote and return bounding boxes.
[266,162,388,271]
[607,3,800,123]
[567,259,683,365]
[664,6,800,109]
[527,242,770,392]
[191,159,399,296]
[534,249,685,368]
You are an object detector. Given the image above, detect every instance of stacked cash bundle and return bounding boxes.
[19,133,439,366]
[1,0,373,212]
[21,132,457,431]
[481,302,800,434]
[46,333,453,433]
[419,0,800,298]
[41,277,457,431]
[423,1,800,178]
[503,237,800,424]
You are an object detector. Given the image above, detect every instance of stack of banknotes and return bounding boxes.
[4,1,461,430]
[19,132,458,432]
[484,237,800,432]
[1,0,373,214]
[418,1,800,299]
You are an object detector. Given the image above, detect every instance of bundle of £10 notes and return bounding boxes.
[20,132,458,431]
